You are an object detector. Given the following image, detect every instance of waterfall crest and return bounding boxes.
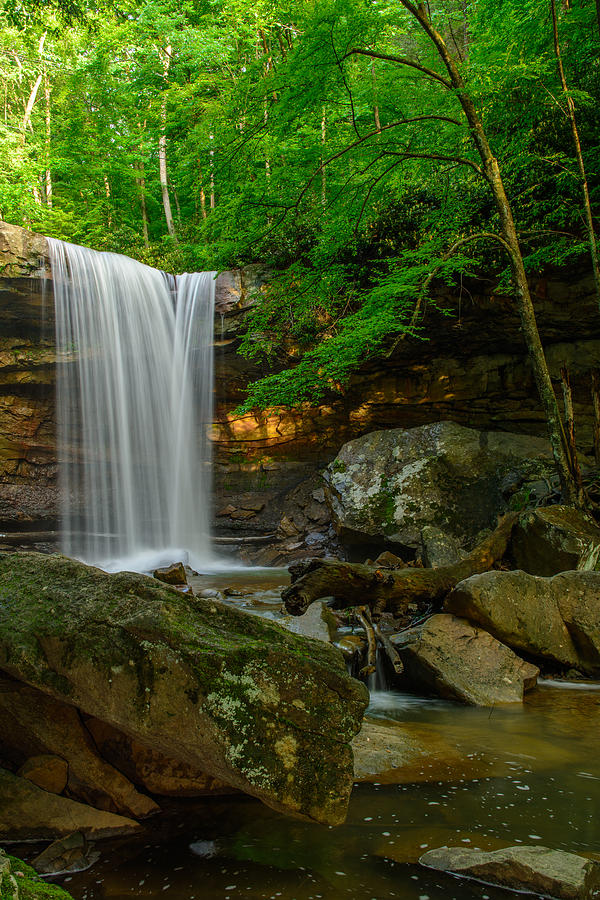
[49,239,215,572]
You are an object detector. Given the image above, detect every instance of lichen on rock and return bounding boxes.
[0,552,368,825]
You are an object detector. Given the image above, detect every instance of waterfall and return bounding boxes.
[49,239,215,573]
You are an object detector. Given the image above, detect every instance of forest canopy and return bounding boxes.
[2,0,599,408]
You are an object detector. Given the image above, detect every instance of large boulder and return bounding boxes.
[0,552,368,825]
[323,422,552,550]
[420,845,600,900]
[390,614,539,705]
[447,569,600,674]
[512,506,600,575]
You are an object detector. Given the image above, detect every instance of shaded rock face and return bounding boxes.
[512,506,600,575]
[85,718,236,797]
[390,614,539,706]
[0,673,159,817]
[419,845,600,900]
[0,552,368,825]
[324,422,553,552]
[446,569,600,675]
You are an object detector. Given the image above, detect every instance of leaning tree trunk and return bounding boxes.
[400,0,582,508]
[282,513,517,618]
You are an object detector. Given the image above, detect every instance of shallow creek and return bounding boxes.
[46,570,600,900]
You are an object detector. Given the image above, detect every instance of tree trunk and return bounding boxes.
[136,159,149,247]
[400,0,581,507]
[21,33,46,145]
[550,0,600,309]
[209,132,215,209]
[159,45,176,238]
[103,174,112,227]
[321,107,327,206]
[592,370,600,465]
[282,513,517,618]
[44,71,52,207]
[21,73,42,143]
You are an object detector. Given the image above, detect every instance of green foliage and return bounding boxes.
[1,0,599,407]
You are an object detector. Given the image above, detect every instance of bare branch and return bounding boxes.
[342,47,451,88]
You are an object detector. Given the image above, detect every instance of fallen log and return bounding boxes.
[282,513,518,617]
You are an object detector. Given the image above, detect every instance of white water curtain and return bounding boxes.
[49,238,215,572]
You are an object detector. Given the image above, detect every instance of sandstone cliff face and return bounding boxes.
[1,221,599,544]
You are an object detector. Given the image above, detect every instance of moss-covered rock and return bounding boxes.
[323,422,553,551]
[0,552,368,825]
[1,850,74,900]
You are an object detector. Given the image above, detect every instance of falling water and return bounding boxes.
[49,239,216,572]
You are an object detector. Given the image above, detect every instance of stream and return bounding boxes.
[32,570,600,900]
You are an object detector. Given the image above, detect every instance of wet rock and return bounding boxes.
[352,721,465,783]
[512,506,600,575]
[17,754,68,794]
[217,504,238,517]
[31,831,100,875]
[323,422,552,550]
[0,552,368,825]
[277,514,301,538]
[336,633,366,668]
[375,829,507,865]
[196,587,224,600]
[0,674,159,818]
[419,845,600,900]
[153,562,187,585]
[278,601,338,643]
[239,500,265,512]
[0,768,141,841]
[446,570,600,674]
[372,551,406,569]
[86,718,237,797]
[421,526,464,568]
[390,614,539,705]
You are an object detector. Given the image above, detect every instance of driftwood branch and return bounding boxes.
[355,606,377,677]
[282,513,518,617]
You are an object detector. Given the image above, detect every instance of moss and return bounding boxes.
[0,552,368,825]
[3,856,74,900]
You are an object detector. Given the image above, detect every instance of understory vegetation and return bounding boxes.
[2,0,600,410]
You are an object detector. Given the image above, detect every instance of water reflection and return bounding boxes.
[56,679,599,900]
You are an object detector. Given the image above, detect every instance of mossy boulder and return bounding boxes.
[323,422,552,551]
[0,552,368,825]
